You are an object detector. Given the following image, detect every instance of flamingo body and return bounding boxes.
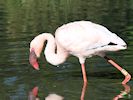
[29,21,131,84]
[55,21,126,63]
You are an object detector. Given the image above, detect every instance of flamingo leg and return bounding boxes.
[81,64,88,84]
[104,56,131,84]
[80,82,87,100]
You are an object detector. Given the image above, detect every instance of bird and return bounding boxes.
[29,21,131,84]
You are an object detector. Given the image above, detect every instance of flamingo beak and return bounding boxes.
[29,49,39,70]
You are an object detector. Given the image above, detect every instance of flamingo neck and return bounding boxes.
[41,33,68,65]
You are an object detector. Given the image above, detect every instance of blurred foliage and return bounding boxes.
[0,0,132,34]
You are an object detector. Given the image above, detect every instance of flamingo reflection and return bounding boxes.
[28,86,64,100]
[28,83,87,100]
[45,94,64,100]
[113,84,131,100]
[28,86,39,100]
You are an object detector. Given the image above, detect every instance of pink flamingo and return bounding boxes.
[29,21,131,84]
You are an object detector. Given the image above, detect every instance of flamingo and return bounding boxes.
[29,21,131,84]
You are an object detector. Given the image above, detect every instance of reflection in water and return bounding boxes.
[28,86,64,100]
[113,84,131,100]
[28,86,39,100]
[28,83,87,100]
[28,83,131,100]
[45,94,64,100]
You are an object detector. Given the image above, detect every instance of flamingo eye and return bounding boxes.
[108,42,117,45]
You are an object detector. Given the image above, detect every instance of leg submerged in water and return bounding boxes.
[104,56,131,84]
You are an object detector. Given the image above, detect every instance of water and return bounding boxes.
[0,0,133,100]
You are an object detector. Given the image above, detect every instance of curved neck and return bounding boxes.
[41,33,68,65]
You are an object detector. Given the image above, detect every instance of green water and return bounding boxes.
[0,0,133,100]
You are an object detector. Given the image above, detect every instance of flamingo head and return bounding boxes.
[29,48,39,70]
[29,38,44,70]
